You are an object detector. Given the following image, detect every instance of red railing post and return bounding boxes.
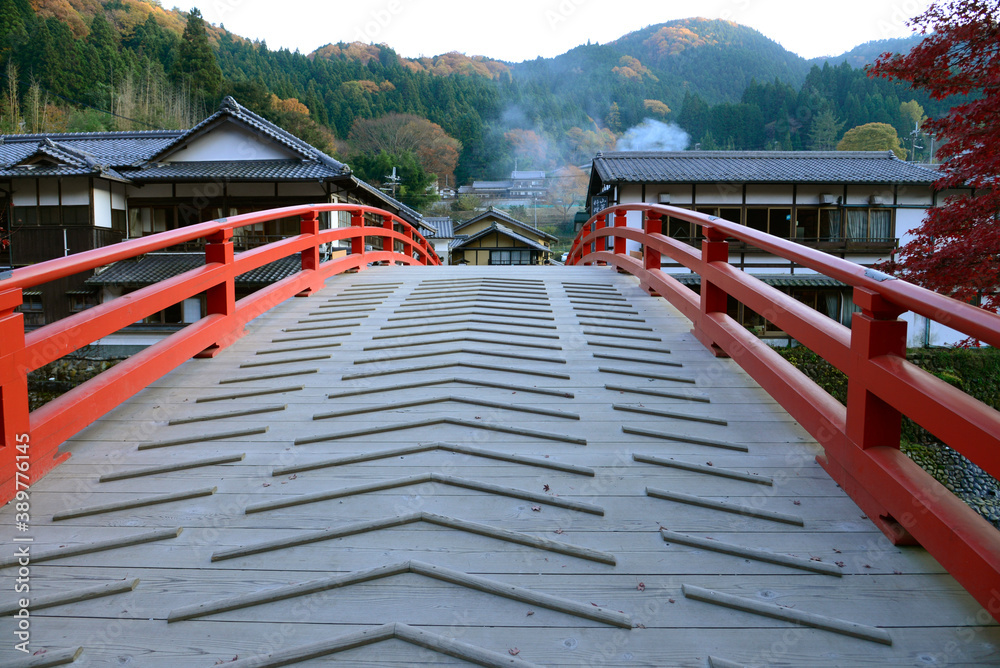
[694,226,730,357]
[595,213,607,266]
[613,209,626,256]
[643,211,662,296]
[644,211,662,272]
[847,287,908,451]
[402,225,414,261]
[0,289,29,501]
[382,215,394,258]
[350,210,366,271]
[297,210,322,296]
[196,228,236,358]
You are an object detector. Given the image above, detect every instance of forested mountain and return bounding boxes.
[0,1,947,208]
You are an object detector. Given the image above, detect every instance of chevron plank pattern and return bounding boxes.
[1,266,997,667]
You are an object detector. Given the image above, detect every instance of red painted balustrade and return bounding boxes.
[0,204,438,505]
[569,204,1000,621]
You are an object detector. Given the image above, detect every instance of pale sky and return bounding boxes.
[194,0,935,63]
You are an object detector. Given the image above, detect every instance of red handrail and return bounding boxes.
[0,204,439,503]
[569,204,1000,621]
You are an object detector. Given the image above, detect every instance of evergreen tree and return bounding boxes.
[809,110,845,150]
[0,0,31,56]
[170,8,221,104]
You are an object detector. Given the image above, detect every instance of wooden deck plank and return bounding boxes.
[2,266,996,667]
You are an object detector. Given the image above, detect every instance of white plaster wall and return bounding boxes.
[696,183,742,205]
[650,185,693,205]
[896,208,929,247]
[795,184,841,205]
[111,183,127,210]
[12,179,36,206]
[846,184,893,205]
[902,312,968,347]
[896,185,933,206]
[165,124,295,162]
[745,184,793,204]
[183,298,202,323]
[38,179,58,206]
[93,181,112,228]
[61,178,90,205]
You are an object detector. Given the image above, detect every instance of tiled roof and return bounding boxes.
[0,137,134,180]
[511,170,546,179]
[85,253,302,288]
[0,98,425,229]
[148,97,349,175]
[0,131,179,169]
[423,217,454,238]
[133,160,343,182]
[454,207,558,242]
[451,222,551,254]
[670,272,846,288]
[592,151,939,185]
[471,180,512,189]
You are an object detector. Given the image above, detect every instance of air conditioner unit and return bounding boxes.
[819,194,836,205]
[658,193,671,204]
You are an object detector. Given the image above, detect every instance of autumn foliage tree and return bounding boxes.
[348,113,462,184]
[869,0,1000,313]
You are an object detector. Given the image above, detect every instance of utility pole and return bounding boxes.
[384,167,401,199]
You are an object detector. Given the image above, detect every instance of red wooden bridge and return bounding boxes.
[0,204,998,666]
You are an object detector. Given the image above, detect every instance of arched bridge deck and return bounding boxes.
[2,265,997,667]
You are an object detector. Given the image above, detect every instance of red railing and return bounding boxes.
[569,204,1000,620]
[0,204,439,502]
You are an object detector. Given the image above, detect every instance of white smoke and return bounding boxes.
[616,119,690,152]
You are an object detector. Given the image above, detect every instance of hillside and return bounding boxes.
[1,4,946,208]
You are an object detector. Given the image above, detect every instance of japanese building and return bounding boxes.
[0,97,427,327]
[586,150,971,346]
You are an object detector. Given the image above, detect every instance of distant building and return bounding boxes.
[449,207,556,266]
[0,97,427,327]
[586,150,971,346]
[457,170,550,206]
[422,216,455,265]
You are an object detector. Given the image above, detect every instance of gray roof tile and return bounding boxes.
[451,222,551,254]
[134,160,340,181]
[593,151,939,185]
[455,207,558,242]
[85,253,301,288]
[423,217,454,238]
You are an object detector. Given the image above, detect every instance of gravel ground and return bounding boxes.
[903,441,1000,529]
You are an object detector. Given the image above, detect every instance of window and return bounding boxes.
[69,292,98,312]
[128,207,176,238]
[17,293,44,326]
[746,208,792,238]
[489,249,533,265]
[112,209,127,235]
[844,209,893,242]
